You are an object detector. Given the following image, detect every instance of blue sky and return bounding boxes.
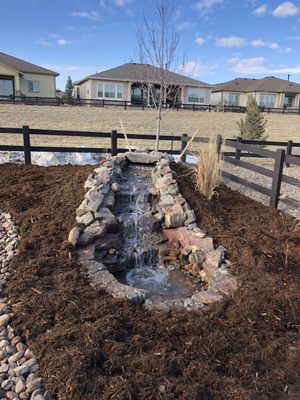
[2,0,300,89]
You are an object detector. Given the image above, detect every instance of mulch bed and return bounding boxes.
[0,162,299,400]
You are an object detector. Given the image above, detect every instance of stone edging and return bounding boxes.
[69,152,239,310]
[0,211,51,400]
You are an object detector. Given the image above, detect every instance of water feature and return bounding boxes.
[112,163,201,306]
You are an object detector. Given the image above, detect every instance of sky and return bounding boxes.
[1,0,300,89]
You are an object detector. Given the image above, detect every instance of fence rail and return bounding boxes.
[1,95,300,115]
[1,125,300,209]
[222,139,300,208]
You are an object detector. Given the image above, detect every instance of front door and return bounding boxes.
[0,76,14,96]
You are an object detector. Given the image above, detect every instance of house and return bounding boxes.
[0,52,59,98]
[211,76,300,109]
[74,63,212,106]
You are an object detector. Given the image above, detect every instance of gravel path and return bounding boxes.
[222,157,300,219]
[0,211,51,400]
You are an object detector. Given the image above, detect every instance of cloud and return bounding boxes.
[272,2,299,17]
[57,39,74,46]
[250,39,266,47]
[250,39,280,49]
[196,36,206,45]
[179,60,218,76]
[227,57,268,73]
[194,0,224,12]
[99,0,133,7]
[215,36,246,48]
[254,4,268,15]
[71,11,100,21]
[42,64,100,73]
[49,33,60,40]
[113,0,133,6]
[287,35,300,39]
[35,40,53,47]
[176,21,195,31]
[227,57,300,74]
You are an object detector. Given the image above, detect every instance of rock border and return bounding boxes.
[0,211,51,400]
[69,152,239,310]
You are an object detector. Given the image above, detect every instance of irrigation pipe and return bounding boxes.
[176,128,200,163]
[119,118,132,152]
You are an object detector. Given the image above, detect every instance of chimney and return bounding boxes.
[288,74,290,81]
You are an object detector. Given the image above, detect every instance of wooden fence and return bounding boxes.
[0,125,184,165]
[222,139,300,208]
[1,125,300,209]
[1,95,300,115]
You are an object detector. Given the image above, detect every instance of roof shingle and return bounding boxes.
[213,76,300,93]
[75,63,211,87]
[0,52,59,76]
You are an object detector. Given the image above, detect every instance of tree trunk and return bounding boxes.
[155,102,162,152]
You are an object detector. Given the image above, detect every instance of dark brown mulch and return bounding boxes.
[0,162,299,400]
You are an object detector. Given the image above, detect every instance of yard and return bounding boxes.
[0,162,299,400]
[1,104,300,152]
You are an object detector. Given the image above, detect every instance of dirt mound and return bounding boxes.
[0,162,299,400]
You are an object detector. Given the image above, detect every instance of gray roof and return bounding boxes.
[74,63,212,88]
[213,76,300,94]
[0,52,59,76]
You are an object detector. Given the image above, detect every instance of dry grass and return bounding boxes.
[191,137,220,200]
[0,104,300,153]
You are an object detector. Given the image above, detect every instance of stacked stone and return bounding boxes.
[68,156,147,302]
[0,212,51,400]
[150,157,239,308]
[68,151,239,310]
[151,157,197,229]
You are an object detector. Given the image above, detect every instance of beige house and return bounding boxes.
[0,52,59,98]
[211,76,300,109]
[74,63,212,106]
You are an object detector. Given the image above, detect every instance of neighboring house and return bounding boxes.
[0,52,59,98]
[74,63,212,105]
[211,76,300,108]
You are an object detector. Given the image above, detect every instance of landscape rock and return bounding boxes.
[191,291,223,304]
[68,227,81,246]
[125,152,159,164]
[164,203,186,228]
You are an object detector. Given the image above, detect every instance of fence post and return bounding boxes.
[111,130,118,156]
[22,125,31,165]
[285,140,293,168]
[180,134,188,163]
[234,137,242,160]
[270,149,285,208]
[124,100,127,110]
[216,135,223,159]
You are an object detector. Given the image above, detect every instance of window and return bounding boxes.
[0,79,13,96]
[225,93,240,106]
[187,88,205,103]
[284,95,294,107]
[259,94,275,107]
[97,82,123,99]
[28,81,40,93]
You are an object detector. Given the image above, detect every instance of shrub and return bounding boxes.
[237,96,268,141]
[192,137,220,200]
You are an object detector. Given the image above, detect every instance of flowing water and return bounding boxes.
[113,164,200,305]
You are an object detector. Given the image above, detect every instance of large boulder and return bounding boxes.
[162,227,214,252]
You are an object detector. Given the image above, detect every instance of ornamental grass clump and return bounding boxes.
[192,137,220,200]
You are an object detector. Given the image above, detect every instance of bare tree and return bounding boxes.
[136,0,182,151]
